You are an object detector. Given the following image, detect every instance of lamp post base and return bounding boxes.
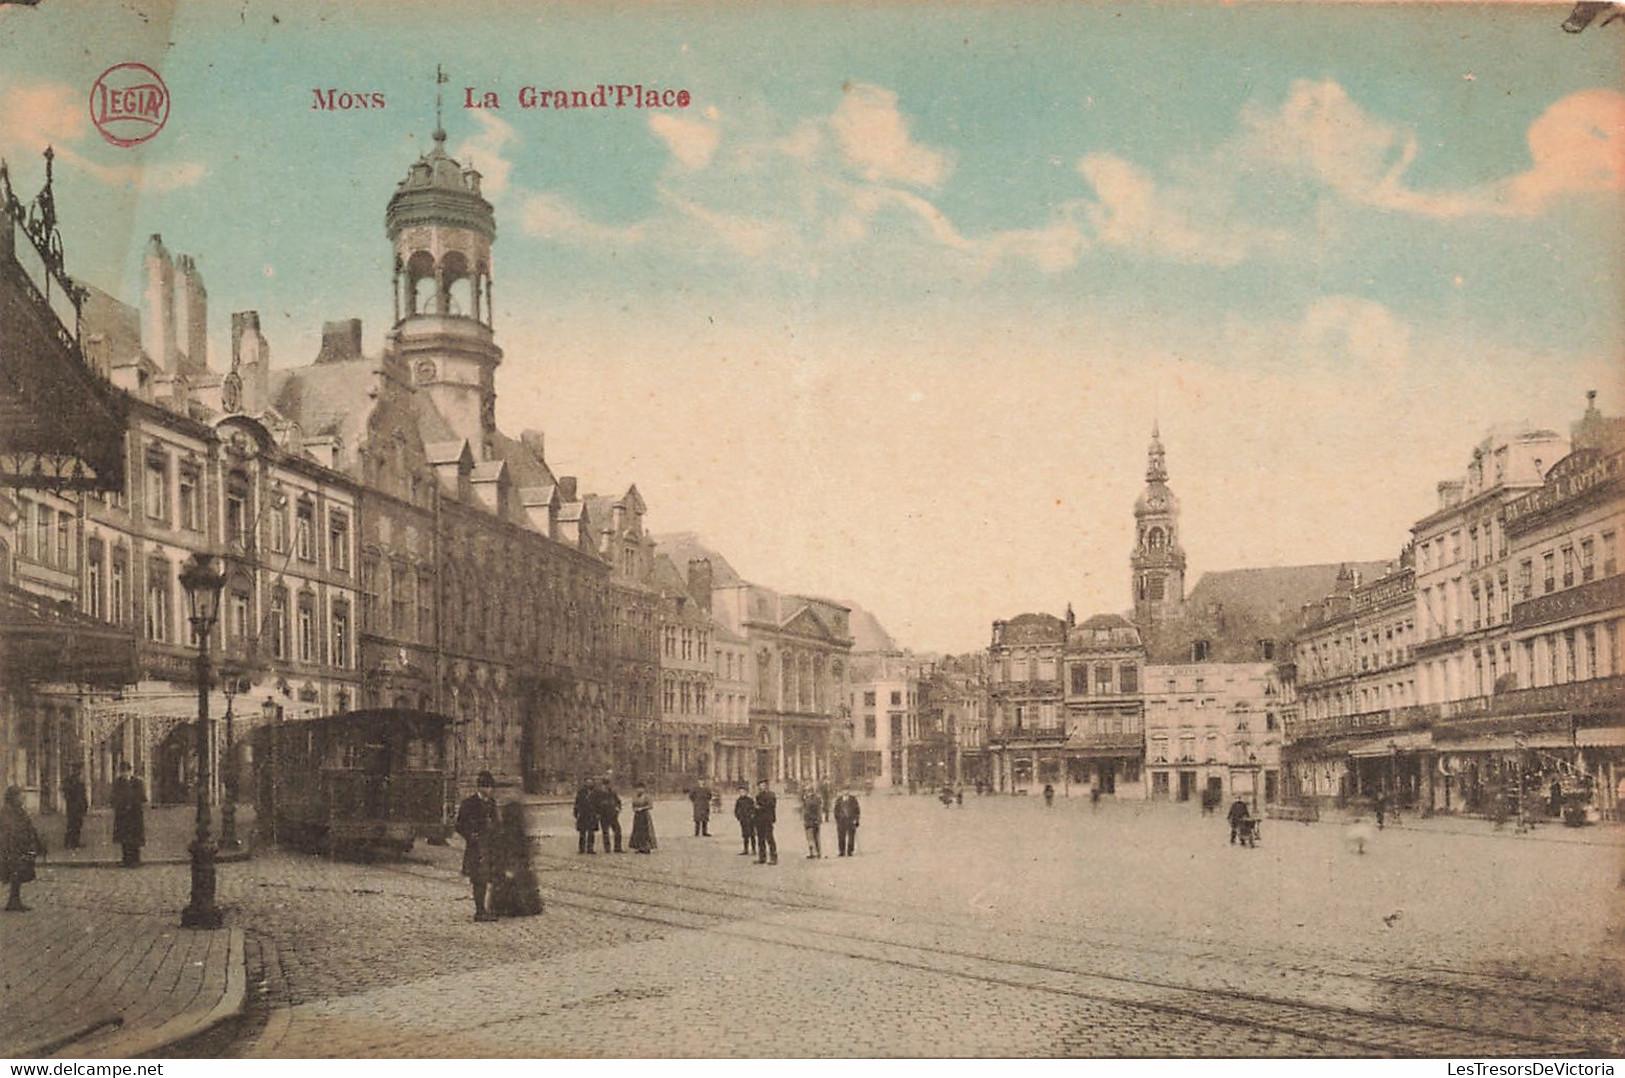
[181,838,224,929]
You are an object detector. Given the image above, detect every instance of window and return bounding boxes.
[110,548,128,626]
[1192,640,1210,662]
[145,558,170,642]
[1177,734,1195,763]
[890,690,902,706]
[178,465,201,531]
[1543,552,1556,594]
[229,590,250,645]
[360,554,379,631]
[663,678,675,714]
[297,593,317,662]
[863,691,876,707]
[864,715,876,738]
[1150,737,1169,764]
[1259,639,1275,660]
[1519,560,1534,601]
[32,501,50,563]
[1119,663,1138,693]
[390,562,411,634]
[1565,629,1577,683]
[1562,546,1575,589]
[225,473,249,548]
[295,499,316,562]
[1070,664,1088,695]
[55,511,72,569]
[681,628,693,661]
[418,570,434,642]
[1585,628,1598,680]
[329,512,351,572]
[1095,664,1113,693]
[269,587,288,660]
[1266,712,1278,732]
[86,539,105,619]
[1581,539,1596,582]
[269,500,288,553]
[890,713,903,739]
[144,451,169,521]
[331,600,350,668]
[697,632,707,664]
[1605,532,1618,577]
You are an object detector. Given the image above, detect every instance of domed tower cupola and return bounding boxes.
[386,107,503,461]
[1131,423,1186,627]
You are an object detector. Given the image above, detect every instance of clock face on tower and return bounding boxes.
[1148,493,1166,509]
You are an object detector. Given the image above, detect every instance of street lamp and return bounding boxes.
[1248,751,1259,813]
[179,551,226,930]
[262,696,279,845]
[1388,738,1399,808]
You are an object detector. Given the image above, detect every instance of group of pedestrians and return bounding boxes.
[571,776,657,854]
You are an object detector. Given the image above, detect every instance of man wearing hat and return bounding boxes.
[455,771,501,922]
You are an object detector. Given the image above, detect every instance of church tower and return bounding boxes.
[1131,424,1186,626]
[385,102,502,461]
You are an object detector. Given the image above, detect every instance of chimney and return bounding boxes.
[687,557,714,613]
[143,234,176,372]
[557,476,578,502]
[174,254,207,376]
[520,429,546,461]
[1437,479,1464,510]
[315,318,363,364]
[231,311,270,414]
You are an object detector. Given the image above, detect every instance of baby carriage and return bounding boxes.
[1236,815,1260,848]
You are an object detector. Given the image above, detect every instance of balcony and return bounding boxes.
[988,724,1066,744]
[1287,703,1438,744]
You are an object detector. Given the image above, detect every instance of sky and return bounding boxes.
[1,0,1621,655]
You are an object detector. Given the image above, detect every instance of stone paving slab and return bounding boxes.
[0,899,244,1059]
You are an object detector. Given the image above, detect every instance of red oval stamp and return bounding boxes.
[89,62,169,147]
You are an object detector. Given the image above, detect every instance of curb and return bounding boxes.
[46,848,255,870]
[64,928,247,1059]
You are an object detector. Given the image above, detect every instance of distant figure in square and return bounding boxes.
[455,771,500,922]
[1374,791,1388,830]
[689,781,713,836]
[1345,813,1374,855]
[833,788,861,856]
[1043,783,1055,807]
[733,785,756,856]
[112,761,145,868]
[596,777,623,853]
[1227,798,1250,845]
[754,780,778,865]
[490,801,543,917]
[629,786,657,853]
[819,780,833,822]
[62,764,87,850]
[2,786,44,912]
[573,776,600,854]
[801,787,823,858]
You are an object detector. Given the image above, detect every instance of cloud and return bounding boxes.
[648,110,720,171]
[519,191,645,248]
[1241,80,1625,219]
[0,79,206,193]
[1077,153,1254,266]
[452,111,518,196]
[829,83,950,189]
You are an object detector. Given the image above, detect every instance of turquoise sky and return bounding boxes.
[2,1,1621,652]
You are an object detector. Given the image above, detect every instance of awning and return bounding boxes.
[1346,731,1433,758]
[0,584,138,688]
[0,164,128,494]
[1437,730,1625,753]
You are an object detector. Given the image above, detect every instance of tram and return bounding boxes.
[252,708,453,855]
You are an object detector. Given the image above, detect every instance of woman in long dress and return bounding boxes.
[489,801,543,917]
[629,786,657,853]
[2,785,44,912]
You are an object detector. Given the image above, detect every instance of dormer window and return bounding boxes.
[1192,640,1210,662]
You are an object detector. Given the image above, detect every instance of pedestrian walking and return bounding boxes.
[1043,783,1055,807]
[801,787,823,858]
[1374,791,1388,830]
[754,779,778,865]
[489,800,543,917]
[833,788,860,856]
[1090,785,1101,811]
[2,786,44,912]
[596,777,624,853]
[455,771,501,922]
[1227,797,1250,845]
[629,785,657,853]
[689,780,713,836]
[733,785,756,855]
[1345,813,1374,855]
[111,761,145,867]
[955,787,964,807]
[573,776,600,853]
[819,780,833,823]
[62,764,87,850]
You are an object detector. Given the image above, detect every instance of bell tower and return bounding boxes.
[1132,423,1186,627]
[385,78,502,461]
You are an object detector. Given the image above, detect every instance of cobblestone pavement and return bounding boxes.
[137,795,1625,1057]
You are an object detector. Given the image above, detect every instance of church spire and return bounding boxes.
[1146,423,1167,483]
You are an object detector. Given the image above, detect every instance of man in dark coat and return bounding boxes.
[573,777,600,853]
[595,777,623,853]
[111,761,145,867]
[733,785,756,855]
[833,788,861,856]
[1228,797,1250,845]
[753,779,777,865]
[455,771,500,922]
[689,781,713,836]
[62,764,88,850]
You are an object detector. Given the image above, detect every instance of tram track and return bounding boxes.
[515,851,1620,1057]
